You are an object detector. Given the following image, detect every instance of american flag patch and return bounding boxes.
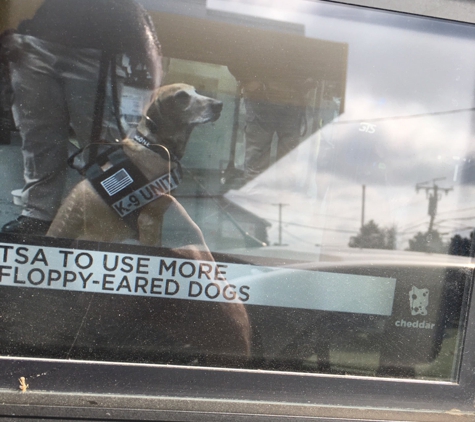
[100,168,134,196]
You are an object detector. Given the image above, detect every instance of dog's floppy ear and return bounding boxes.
[160,89,192,113]
[170,89,191,105]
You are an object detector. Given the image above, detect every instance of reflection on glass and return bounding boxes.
[0,0,472,382]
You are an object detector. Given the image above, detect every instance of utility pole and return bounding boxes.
[361,184,366,229]
[272,203,289,246]
[416,178,453,233]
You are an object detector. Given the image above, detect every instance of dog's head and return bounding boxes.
[142,83,223,159]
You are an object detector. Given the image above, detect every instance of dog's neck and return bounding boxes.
[136,110,192,160]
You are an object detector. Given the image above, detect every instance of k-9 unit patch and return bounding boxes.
[112,167,181,217]
[85,148,181,220]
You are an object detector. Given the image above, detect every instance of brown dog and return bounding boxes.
[47,83,223,247]
[38,84,252,361]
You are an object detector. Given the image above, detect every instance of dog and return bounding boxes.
[47,83,223,247]
[21,84,252,362]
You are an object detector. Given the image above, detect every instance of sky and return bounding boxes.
[215,0,475,250]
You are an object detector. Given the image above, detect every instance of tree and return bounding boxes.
[349,220,396,250]
[407,230,447,253]
[448,233,472,256]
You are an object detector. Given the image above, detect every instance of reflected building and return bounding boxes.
[147,3,348,250]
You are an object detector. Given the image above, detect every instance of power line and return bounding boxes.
[335,107,475,125]
[398,220,430,234]
[265,218,358,234]
[438,216,475,223]
[281,227,320,246]
[435,205,475,216]
[222,198,360,222]
[399,212,475,233]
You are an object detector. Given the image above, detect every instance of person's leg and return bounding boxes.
[64,49,125,148]
[243,99,274,181]
[275,105,303,161]
[3,35,70,234]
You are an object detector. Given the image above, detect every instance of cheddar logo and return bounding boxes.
[409,286,429,316]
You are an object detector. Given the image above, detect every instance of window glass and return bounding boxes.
[0,0,472,382]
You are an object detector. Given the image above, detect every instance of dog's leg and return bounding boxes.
[165,199,213,261]
[138,194,212,257]
[137,195,209,251]
[137,194,251,359]
[137,197,170,246]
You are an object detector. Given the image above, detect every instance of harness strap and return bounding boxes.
[128,130,183,186]
[133,131,181,164]
[67,142,121,175]
[88,51,113,165]
[111,55,126,140]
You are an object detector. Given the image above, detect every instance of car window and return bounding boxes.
[0,0,473,385]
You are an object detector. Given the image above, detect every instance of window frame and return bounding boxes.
[1,1,475,420]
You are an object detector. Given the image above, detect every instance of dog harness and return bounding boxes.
[107,133,183,219]
[69,131,183,230]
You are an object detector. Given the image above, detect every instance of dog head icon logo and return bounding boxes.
[409,286,429,316]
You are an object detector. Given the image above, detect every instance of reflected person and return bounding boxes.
[1,0,162,235]
[237,77,311,181]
